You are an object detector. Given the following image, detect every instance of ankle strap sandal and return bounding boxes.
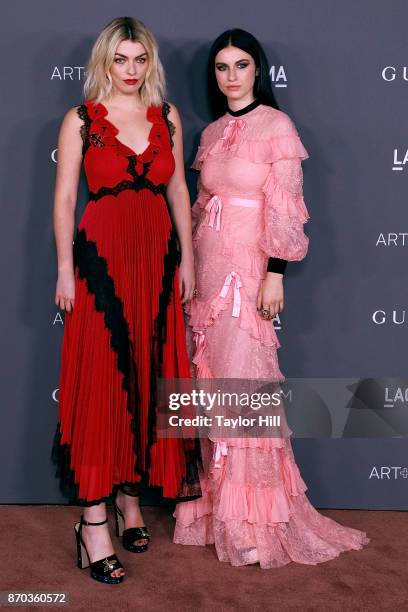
[74,515,125,584]
[113,497,150,554]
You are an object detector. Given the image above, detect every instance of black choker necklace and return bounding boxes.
[227,99,261,117]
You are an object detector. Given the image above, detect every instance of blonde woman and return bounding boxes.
[51,17,200,584]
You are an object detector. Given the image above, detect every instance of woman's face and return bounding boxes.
[214,45,259,104]
[109,40,149,96]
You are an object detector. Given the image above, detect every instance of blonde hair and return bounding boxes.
[83,17,166,106]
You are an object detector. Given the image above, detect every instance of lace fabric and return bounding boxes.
[88,158,166,202]
[193,105,310,262]
[77,104,91,156]
[174,440,370,568]
[161,101,176,149]
[174,104,370,566]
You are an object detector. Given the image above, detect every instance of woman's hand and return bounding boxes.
[257,272,284,320]
[178,256,196,304]
[55,269,75,313]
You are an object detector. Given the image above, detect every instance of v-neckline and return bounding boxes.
[98,101,154,157]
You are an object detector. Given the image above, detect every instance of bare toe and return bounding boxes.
[135,539,148,546]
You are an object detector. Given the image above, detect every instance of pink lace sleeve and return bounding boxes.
[260,118,310,262]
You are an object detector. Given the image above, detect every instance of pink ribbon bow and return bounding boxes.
[213,440,228,468]
[219,271,243,317]
[205,195,222,230]
[220,118,245,150]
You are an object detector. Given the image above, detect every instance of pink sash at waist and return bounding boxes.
[204,194,264,231]
[217,195,264,209]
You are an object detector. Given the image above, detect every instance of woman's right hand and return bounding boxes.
[55,269,75,313]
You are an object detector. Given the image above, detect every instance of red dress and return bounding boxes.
[52,99,201,505]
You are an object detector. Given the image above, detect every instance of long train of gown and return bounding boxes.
[173,103,369,568]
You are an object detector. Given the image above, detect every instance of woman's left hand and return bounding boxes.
[178,256,196,304]
[257,273,284,320]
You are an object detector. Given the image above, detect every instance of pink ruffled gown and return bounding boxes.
[173,103,369,568]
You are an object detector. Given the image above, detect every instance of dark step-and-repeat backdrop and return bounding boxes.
[1,1,406,508]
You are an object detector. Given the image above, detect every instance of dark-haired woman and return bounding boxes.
[174,29,369,568]
[52,17,201,584]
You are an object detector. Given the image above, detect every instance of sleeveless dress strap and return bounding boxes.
[161,101,175,149]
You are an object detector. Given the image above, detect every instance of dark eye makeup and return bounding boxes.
[215,60,251,71]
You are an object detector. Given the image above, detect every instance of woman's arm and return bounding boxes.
[53,107,83,312]
[165,103,195,304]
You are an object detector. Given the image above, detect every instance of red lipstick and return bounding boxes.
[124,79,138,85]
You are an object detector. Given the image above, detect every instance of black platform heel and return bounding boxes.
[113,487,150,554]
[74,515,125,584]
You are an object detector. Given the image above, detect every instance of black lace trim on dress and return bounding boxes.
[51,227,202,505]
[89,157,166,201]
[162,101,175,149]
[76,104,91,156]
[144,225,180,475]
[51,423,143,506]
[51,228,142,506]
[73,229,135,385]
[144,201,203,500]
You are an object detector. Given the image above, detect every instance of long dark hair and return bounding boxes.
[207,28,279,118]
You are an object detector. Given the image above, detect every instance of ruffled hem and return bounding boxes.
[214,478,307,526]
[177,443,307,528]
[174,509,369,569]
[190,330,214,378]
[173,474,370,568]
[173,480,213,525]
[186,293,281,351]
[192,132,309,170]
